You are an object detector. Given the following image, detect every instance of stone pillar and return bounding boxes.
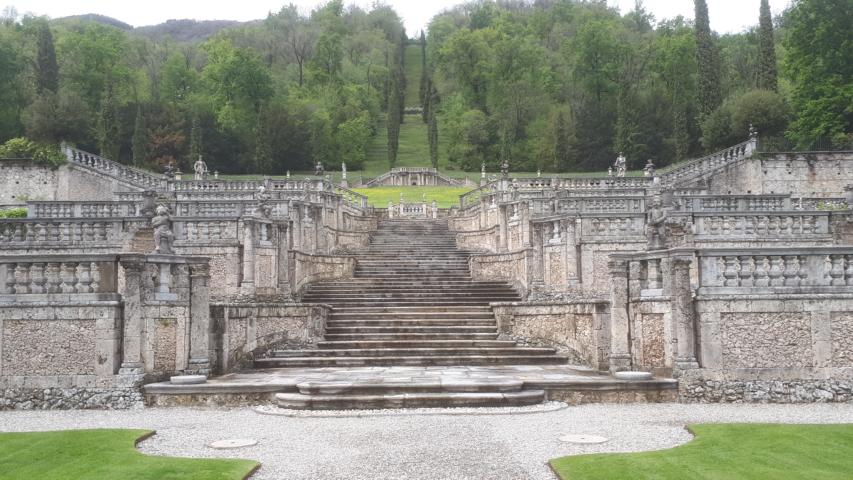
[240,218,256,295]
[562,218,580,285]
[118,256,145,382]
[188,260,211,375]
[608,258,632,373]
[531,223,545,286]
[671,255,699,372]
[498,204,508,252]
[277,222,291,294]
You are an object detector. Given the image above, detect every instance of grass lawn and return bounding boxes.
[0,429,259,480]
[550,423,853,480]
[352,186,472,208]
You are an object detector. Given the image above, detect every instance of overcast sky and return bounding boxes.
[7,0,789,35]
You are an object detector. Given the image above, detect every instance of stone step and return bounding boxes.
[304,295,518,302]
[295,378,524,395]
[306,287,517,294]
[323,333,500,341]
[271,347,557,358]
[325,319,496,327]
[331,306,492,312]
[329,312,495,320]
[322,301,496,308]
[257,355,567,368]
[317,340,519,349]
[324,326,498,334]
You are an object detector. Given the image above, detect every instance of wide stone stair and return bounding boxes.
[259,218,569,409]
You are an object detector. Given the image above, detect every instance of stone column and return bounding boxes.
[498,204,508,252]
[531,223,545,286]
[240,218,256,295]
[608,258,632,373]
[188,260,211,375]
[563,218,580,285]
[118,255,145,383]
[672,255,700,372]
[277,222,291,294]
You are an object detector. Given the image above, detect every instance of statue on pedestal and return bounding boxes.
[163,161,176,179]
[645,197,666,250]
[481,161,486,179]
[614,153,626,177]
[193,156,208,180]
[314,160,324,176]
[500,159,509,178]
[255,186,272,218]
[643,159,655,177]
[152,205,175,254]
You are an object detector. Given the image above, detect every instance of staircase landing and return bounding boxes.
[144,365,678,408]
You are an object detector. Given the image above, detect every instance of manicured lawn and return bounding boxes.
[352,186,472,208]
[550,423,853,480]
[0,429,259,480]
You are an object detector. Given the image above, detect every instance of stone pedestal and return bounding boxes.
[188,261,211,375]
[240,218,256,295]
[608,258,632,373]
[671,255,700,373]
[118,256,145,379]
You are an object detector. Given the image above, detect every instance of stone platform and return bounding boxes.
[144,365,677,409]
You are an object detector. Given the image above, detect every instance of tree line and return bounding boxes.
[0,0,849,174]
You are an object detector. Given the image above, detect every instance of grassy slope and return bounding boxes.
[352,186,471,208]
[550,424,853,480]
[0,429,259,480]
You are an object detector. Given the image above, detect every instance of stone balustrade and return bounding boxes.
[0,254,119,295]
[0,218,140,249]
[580,214,645,240]
[659,138,755,188]
[172,218,241,243]
[456,225,499,252]
[28,201,140,218]
[793,197,849,211]
[64,145,165,190]
[691,211,831,239]
[671,194,791,212]
[556,196,646,215]
[696,247,853,293]
[324,226,371,253]
[387,202,438,219]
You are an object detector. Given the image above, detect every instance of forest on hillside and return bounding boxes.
[0,0,849,175]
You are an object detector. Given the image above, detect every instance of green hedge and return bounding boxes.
[0,138,66,168]
[0,208,27,218]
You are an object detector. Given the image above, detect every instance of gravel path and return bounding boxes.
[2,403,853,479]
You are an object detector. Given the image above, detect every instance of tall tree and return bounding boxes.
[694,0,722,119]
[98,81,120,161]
[386,64,402,168]
[419,31,428,120]
[131,104,147,166]
[427,83,439,168]
[252,108,272,173]
[783,0,852,147]
[757,0,777,91]
[35,21,58,94]
[188,112,202,165]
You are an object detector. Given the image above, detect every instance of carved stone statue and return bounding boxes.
[314,160,324,177]
[163,161,176,180]
[500,159,509,178]
[140,190,157,217]
[152,205,175,254]
[193,156,208,180]
[481,161,486,179]
[643,159,655,177]
[255,186,272,218]
[614,153,627,177]
[646,197,666,250]
[341,162,347,180]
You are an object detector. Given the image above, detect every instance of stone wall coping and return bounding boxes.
[688,210,833,217]
[456,225,498,235]
[289,250,356,260]
[211,302,331,308]
[0,293,122,305]
[0,217,145,223]
[696,293,853,301]
[469,248,530,259]
[489,299,608,307]
[119,253,210,265]
[0,253,120,262]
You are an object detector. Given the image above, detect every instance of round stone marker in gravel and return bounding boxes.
[170,375,207,385]
[559,434,609,444]
[613,371,653,381]
[208,438,258,449]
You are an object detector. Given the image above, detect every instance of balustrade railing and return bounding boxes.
[691,212,831,238]
[64,145,165,190]
[0,254,119,294]
[671,194,791,212]
[0,219,139,248]
[659,138,755,188]
[28,201,140,218]
[580,214,645,239]
[697,247,853,292]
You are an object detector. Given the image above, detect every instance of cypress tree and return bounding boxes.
[419,31,429,122]
[131,104,147,167]
[398,29,407,123]
[757,0,778,91]
[253,109,272,174]
[694,0,722,119]
[427,83,439,168]
[98,81,120,161]
[386,65,402,168]
[554,111,570,171]
[188,112,202,165]
[35,22,58,94]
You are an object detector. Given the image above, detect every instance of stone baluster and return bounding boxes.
[723,256,739,286]
[13,263,30,293]
[828,254,846,286]
[753,256,769,287]
[782,256,801,286]
[29,263,46,293]
[59,262,77,293]
[647,258,662,289]
[75,262,93,293]
[45,262,61,293]
[1,264,14,293]
[737,256,754,287]
[845,255,853,286]
[768,255,784,286]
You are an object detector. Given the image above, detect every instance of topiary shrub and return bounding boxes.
[0,208,28,218]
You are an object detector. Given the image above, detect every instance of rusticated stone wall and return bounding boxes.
[707,152,853,195]
[491,301,610,370]
[470,249,530,296]
[212,303,329,372]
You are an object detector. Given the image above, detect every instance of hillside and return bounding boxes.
[55,14,245,43]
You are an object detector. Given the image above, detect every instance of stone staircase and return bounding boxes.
[260,218,569,409]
